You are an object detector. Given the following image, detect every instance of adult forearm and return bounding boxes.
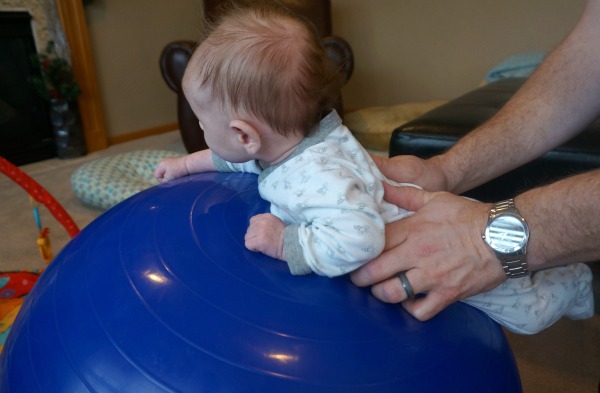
[517,169,600,271]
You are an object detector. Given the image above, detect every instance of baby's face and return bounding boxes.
[184,87,253,163]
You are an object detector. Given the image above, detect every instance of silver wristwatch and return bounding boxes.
[482,199,530,278]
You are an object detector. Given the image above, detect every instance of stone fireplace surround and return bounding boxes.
[1,2,62,164]
[0,0,67,57]
[1,0,107,158]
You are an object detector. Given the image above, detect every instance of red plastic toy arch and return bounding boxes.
[0,156,79,238]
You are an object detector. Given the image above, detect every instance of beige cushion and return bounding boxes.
[345,101,446,151]
[71,150,183,210]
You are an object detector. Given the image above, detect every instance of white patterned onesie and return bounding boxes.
[212,110,594,334]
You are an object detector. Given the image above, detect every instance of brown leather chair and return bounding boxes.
[159,0,354,153]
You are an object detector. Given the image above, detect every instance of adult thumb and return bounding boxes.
[382,182,432,212]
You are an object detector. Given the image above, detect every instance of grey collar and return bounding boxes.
[258,110,342,182]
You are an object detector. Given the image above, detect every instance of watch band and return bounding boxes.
[486,199,530,278]
[490,198,517,215]
[499,255,529,278]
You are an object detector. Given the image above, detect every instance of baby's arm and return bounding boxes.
[154,149,216,182]
[265,164,389,276]
[284,201,385,277]
[243,205,383,277]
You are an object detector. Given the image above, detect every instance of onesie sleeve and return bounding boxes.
[277,165,387,277]
[212,152,261,174]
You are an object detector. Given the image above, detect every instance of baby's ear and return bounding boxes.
[230,120,261,155]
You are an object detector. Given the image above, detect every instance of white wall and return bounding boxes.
[333,0,587,108]
[84,0,203,138]
[84,0,588,139]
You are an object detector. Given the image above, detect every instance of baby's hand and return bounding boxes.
[153,157,189,182]
[245,213,285,260]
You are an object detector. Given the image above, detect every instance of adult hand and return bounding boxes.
[350,183,506,321]
[371,154,450,192]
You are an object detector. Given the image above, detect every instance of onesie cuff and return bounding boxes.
[212,152,233,172]
[283,225,312,275]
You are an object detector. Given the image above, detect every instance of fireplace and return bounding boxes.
[0,11,56,165]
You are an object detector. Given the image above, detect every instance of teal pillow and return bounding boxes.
[71,150,183,210]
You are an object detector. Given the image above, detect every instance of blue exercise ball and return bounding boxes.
[0,172,521,392]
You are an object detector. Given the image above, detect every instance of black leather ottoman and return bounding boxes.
[389,78,600,202]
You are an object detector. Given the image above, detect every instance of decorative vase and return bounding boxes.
[49,99,87,159]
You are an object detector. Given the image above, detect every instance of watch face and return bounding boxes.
[485,214,529,253]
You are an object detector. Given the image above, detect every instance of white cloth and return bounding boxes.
[213,110,594,333]
[463,263,593,334]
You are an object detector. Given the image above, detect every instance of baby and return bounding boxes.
[155,1,593,334]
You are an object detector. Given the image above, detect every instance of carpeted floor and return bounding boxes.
[0,131,186,272]
[0,131,598,392]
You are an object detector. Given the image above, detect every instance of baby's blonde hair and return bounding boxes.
[183,1,342,136]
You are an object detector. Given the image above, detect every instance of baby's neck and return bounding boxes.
[258,143,298,169]
[259,133,304,168]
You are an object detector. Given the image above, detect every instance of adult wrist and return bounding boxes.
[427,154,455,192]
